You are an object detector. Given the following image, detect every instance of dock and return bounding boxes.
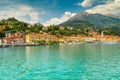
[0,43,40,48]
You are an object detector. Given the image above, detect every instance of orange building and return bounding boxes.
[2,32,25,44]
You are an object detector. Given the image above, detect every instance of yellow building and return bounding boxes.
[26,33,58,43]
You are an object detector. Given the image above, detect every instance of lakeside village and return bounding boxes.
[0,26,120,47]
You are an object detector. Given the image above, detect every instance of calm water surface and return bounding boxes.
[0,43,120,80]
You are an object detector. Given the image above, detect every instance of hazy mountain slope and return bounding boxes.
[60,12,120,28]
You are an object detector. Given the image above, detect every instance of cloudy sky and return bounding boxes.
[0,0,120,26]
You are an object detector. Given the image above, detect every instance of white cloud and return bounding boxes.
[43,12,76,26]
[77,0,96,7]
[0,4,40,24]
[86,0,120,15]
[0,0,15,4]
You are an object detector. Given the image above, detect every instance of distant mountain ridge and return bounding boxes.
[59,12,120,28]
[105,14,120,19]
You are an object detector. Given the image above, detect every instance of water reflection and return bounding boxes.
[25,47,31,62]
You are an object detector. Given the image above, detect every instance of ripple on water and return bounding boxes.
[0,44,120,79]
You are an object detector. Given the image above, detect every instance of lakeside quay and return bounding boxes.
[0,43,40,48]
[0,40,120,48]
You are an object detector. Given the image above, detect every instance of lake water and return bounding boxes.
[0,43,120,80]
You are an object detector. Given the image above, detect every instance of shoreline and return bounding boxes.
[0,41,119,48]
[0,43,40,48]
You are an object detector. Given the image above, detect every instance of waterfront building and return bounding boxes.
[2,32,25,44]
[61,35,84,43]
[84,37,97,42]
[25,33,59,44]
[100,36,120,42]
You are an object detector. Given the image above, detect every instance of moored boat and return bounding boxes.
[104,41,118,44]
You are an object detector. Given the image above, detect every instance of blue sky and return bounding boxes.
[0,0,120,26]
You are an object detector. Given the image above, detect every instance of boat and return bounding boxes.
[104,41,118,44]
[0,40,9,48]
[0,45,9,48]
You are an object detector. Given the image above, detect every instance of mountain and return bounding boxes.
[0,17,43,34]
[105,14,120,19]
[59,20,93,28]
[59,12,120,28]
